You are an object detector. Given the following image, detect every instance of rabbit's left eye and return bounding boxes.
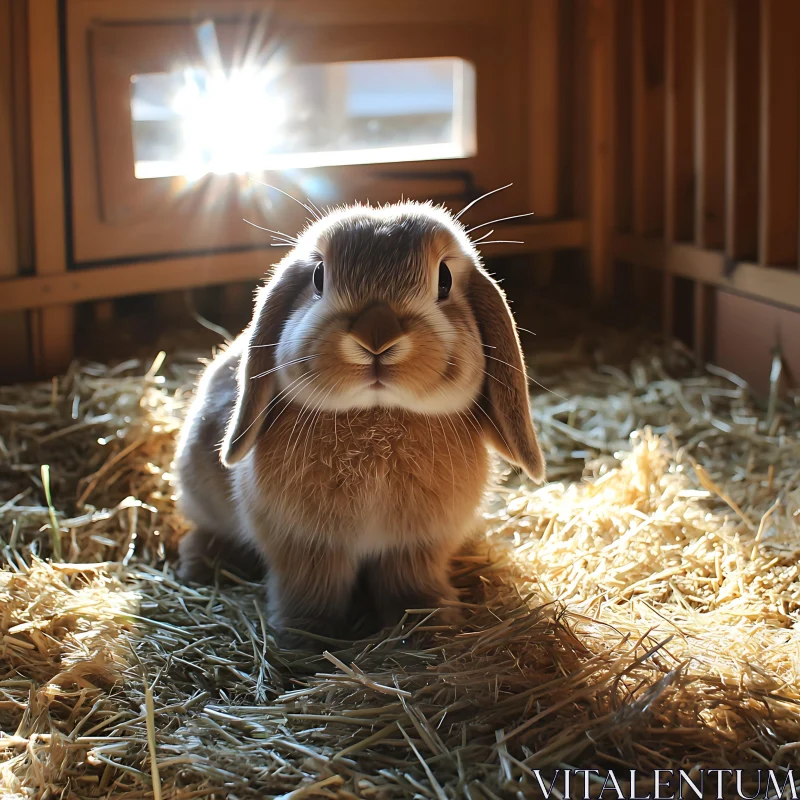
[313,261,324,294]
[438,262,452,301]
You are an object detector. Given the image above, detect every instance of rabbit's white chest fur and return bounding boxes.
[236,403,489,553]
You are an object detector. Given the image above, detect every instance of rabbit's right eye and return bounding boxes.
[313,261,324,294]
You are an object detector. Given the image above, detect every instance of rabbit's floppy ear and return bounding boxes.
[220,263,307,467]
[468,267,545,482]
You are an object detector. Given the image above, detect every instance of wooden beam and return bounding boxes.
[0,221,588,313]
[694,0,727,250]
[28,0,73,376]
[725,0,761,261]
[615,233,800,311]
[758,0,800,267]
[587,0,614,304]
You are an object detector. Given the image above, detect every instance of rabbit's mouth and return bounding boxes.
[369,358,387,386]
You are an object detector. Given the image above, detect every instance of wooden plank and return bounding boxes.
[664,0,694,243]
[693,281,716,363]
[529,0,559,219]
[0,0,33,381]
[556,0,574,214]
[663,0,694,338]
[528,0,560,289]
[69,0,498,28]
[0,221,588,313]
[631,0,666,237]
[725,0,761,261]
[11,0,33,273]
[28,0,73,376]
[694,0,727,250]
[0,0,17,276]
[615,233,800,311]
[571,0,590,219]
[758,0,800,267]
[613,0,633,232]
[587,0,614,303]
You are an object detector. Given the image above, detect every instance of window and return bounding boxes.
[72,1,525,263]
[131,56,476,180]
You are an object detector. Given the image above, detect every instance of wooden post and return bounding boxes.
[631,0,665,326]
[0,0,17,279]
[694,0,727,250]
[758,0,800,267]
[725,0,761,262]
[664,0,694,244]
[664,0,695,337]
[0,0,33,381]
[693,281,715,363]
[632,0,666,237]
[529,0,560,288]
[587,0,614,304]
[613,0,633,235]
[28,0,74,377]
[691,0,727,365]
[529,0,559,220]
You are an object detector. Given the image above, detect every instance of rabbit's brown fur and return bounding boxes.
[175,202,544,645]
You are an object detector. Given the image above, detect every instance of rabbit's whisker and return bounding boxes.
[242,218,300,242]
[250,355,319,381]
[248,178,322,222]
[454,183,513,221]
[285,380,330,475]
[430,385,482,486]
[436,415,457,504]
[465,212,535,235]
[301,379,342,470]
[225,369,314,449]
[262,371,320,438]
[277,378,323,484]
[306,198,324,220]
[428,355,544,470]
[470,228,495,244]
[439,348,567,402]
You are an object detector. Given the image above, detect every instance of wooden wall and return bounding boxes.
[608,0,800,390]
[0,0,797,390]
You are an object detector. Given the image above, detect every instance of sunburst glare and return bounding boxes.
[130,21,476,182]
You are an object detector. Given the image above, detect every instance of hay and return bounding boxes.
[1,333,799,798]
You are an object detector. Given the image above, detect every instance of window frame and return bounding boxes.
[67,0,528,264]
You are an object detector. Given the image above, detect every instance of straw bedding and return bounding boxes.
[1,330,799,799]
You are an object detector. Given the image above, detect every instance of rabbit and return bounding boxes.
[174,201,545,645]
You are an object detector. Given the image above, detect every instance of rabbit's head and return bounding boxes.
[220,202,544,482]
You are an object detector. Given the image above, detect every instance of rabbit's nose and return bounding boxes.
[349,303,404,355]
